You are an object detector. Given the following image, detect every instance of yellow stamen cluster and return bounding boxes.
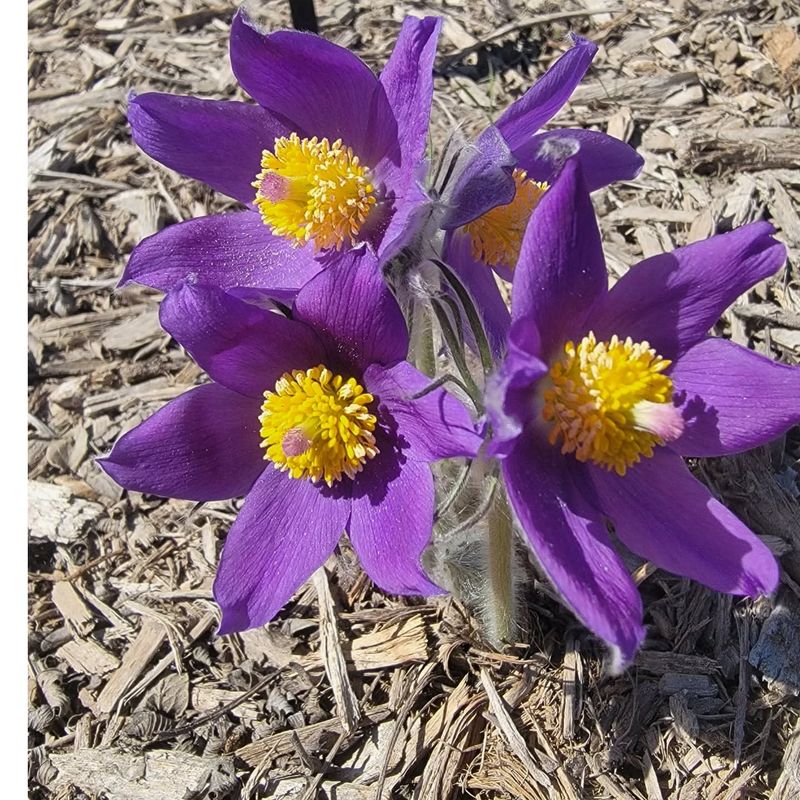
[461,169,548,270]
[260,365,378,486]
[253,133,377,251]
[542,333,679,476]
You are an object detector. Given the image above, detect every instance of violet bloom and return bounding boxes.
[488,158,797,668]
[100,252,481,632]
[122,10,441,297]
[441,36,644,350]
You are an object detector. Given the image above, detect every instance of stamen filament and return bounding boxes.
[542,333,683,475]
[260,364,378,486]
[461,169,548,270]
[253,134,377,251]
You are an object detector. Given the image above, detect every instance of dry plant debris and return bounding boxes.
[28,0,800,798]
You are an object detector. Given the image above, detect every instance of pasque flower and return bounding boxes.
[440,36,644,351]
[100,251,481,633]
[488,158,797,667]
[121,10,441,296]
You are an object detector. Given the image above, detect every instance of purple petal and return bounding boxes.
[363,361,482,462]
[587,222,787,361]
[293,249,409,372]
[379,16,441,175]
[160,283,325,398]
[376,184,434,263]
[372,15,440,259]
[503,435,645,667]
[512,158,607,355]
[441,126,516,229]
[128,93,286,205]
[121,211,323,293]
[670,337,800,457]
[229,10,397,166]
[496,36,597,153]
[514,129,643,192]
[591,449,779,596]
[350,442,442,595]
[98,384,263,501]
[486,317,548,456]
[214,469,351,634]
[443,229,511,355]
[371,16,441,261]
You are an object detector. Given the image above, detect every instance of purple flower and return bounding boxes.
[488,158,797,668]
[121,10,441,297]
[440,36,644,352]
[99,250,481,633]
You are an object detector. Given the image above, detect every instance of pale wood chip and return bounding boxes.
[191,686,261,720]
[51,749,210,800]
[764,24,800,74]
[101,306,162,352]
[414,692,485,800]
[348,615,430,671]
[95,618,166,715]
[771,716,800,800]
[58,637,120,675]
[120,612,216,711]
[28,480,103,544]
[52,581,96,636]
[312,568,360,735]
[479,669,552,789]
[236,706,392,767]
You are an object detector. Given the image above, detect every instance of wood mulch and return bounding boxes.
[28,0,800,797]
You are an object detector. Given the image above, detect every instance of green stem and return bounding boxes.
[409,300,436,377]
[430,299,483,412]
[434,461,473,521]
[409,373,475,404]
[485,482,515,648]
[431,258,495,379]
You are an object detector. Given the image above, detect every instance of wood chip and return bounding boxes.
[51,749,210,800]
[749,590,800,695]
[763,24,800,75]
[657,673,718,697]
[95,618,166,715]
[635,651,719,676]
[51,581,96,636]
[28,481,103,544]
[57,637,120,675]
[480,669,552,789]
[236,706,392,767]
[313,567,360,735]
[771,716,800,800]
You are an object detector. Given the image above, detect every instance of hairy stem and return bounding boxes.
[485,483,515,648]
[434,461,473,521]
[409,373,475,406]
[431,258,495,378]
[430,299,483,412]
[409,300,437,377]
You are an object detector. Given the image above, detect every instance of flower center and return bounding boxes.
[461,168,548,270]
[260,364,379,486]
[253,134,377,251]
[541,333,684,475]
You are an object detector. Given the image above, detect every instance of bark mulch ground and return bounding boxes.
[28,1,800,797]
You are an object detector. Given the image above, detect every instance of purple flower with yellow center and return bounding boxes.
[121,10,441,296]
[440,35,644,351]
[99,251,481,633]
[488,158,798,668]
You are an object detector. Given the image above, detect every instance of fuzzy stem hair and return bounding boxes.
[485,483,516,648]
